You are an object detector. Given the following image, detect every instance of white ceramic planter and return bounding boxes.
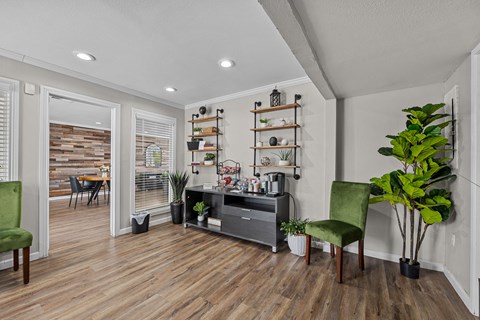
[204,160,214,166]
[260,123,267,128]
[287,234,306,256]
[279,160,290,166]
[198,215,205,222]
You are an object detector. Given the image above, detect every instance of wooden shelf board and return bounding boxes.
[250,145,300,150]
[190,149,222,152]
[249,165,300,168]
[250,124,300,132]
[188,133,223,138]
[188,164,216,167]
[188,116,222,123]
[250,103,301,114]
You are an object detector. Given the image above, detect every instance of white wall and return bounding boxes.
[185,82,335,220]
[338,83,446,265]
[0,55,184,258]
[444,56,472,294]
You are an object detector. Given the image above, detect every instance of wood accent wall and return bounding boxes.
[49,123,111,197]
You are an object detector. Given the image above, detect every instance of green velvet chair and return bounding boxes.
[305,181,370,283]
[0,181,32,284]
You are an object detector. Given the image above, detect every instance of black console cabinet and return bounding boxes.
[185,186,289,252]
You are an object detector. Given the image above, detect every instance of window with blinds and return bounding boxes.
[0,78,18,182]
[134,113,176,214]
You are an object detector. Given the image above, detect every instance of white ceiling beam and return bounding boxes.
[258,0,336,100]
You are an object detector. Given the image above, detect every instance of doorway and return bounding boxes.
[39,87,120,258]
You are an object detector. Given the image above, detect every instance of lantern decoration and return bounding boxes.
[270,87,281,107]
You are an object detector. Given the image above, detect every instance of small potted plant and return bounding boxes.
[280,218,309,256]
[204,153,215,165]
[259,118,269,128]
[193,201,209,222]
[193,127,202,135]
[99,165,110,177]
[275,149,292,166]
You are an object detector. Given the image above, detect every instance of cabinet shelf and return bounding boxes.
[188,115,223,124]
[188,132,223,138]
[250,124,300,132]
[250,103,301,114]
[250,145,300,150]
[249,165,300,169]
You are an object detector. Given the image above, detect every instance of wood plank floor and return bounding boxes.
[0,199,475,320]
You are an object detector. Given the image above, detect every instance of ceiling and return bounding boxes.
[288,0,480,98]
[0,0,306,107]
[49,96,111,130]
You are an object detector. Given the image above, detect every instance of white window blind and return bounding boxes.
[135,114,175,214]
[0,78,18,182]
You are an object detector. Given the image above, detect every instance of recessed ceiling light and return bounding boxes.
[219,59,235,68]
[73,51,96,61]
[95,121,102,125]
[165,87,177,92]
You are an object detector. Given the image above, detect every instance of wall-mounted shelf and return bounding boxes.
[250,124,300,132]
[250,95,302,180]
[188,109,224,175]
[250,103,301,114]
[188,115,223,124]
[250,145,300,150]
[188,132,223,138]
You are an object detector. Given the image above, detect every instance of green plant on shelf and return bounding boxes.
[274,149,292,161]
[193,201,210,216]
[204,153,216,161]
[259,118,269,124]
[193,127,202,133]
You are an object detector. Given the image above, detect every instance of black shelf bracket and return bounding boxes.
[253,101,261,178]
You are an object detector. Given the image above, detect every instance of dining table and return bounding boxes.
[78,176,111,205]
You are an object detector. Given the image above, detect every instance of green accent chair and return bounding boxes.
[305,181,370,283]
[0,181,32,284]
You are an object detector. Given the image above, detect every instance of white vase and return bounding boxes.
[279,160,290,166]
[198,215,205,222]
[260,123,267,128]
[101,172,108,178]
[204,160,214,166]
[287,234,306,256]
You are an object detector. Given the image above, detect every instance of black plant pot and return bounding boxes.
[399,258,420,279]
[170,202,184,224]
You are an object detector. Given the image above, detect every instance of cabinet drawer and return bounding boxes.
[222,214,277,245]
[223,205,276,222]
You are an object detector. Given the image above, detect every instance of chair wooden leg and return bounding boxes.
[330,243,335,257]
[306,234,311,265]
[13,249,19,271]
[23,247,30,284]
[336,246,343,283]
[359,239,365,270]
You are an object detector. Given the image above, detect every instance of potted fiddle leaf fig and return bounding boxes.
[193,201,209,222]
[369,103,455,279]
[280,218,309,256]
[168,170,190,224]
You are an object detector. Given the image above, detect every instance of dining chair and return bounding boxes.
[69,176,91,209]
[0,181,33,284]
[305,181,370,283]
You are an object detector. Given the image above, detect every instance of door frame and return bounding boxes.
[470,42,480,316]
[39,86,121,257]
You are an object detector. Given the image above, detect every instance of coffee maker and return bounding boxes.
[264,172,285,197]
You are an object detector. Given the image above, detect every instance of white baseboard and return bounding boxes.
[0,251,41,271]
[118,215,172,236]
[444,267,473,314]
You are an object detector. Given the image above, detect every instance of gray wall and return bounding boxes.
[0,55,185,257]
[338,83,447,265]
[444,56,472,294]
[185,82,334,221]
